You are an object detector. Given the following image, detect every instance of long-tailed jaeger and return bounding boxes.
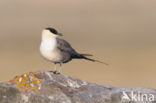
[40,27,108,74]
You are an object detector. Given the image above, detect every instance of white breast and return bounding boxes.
[40,38,62,62]
[40,38,56,51]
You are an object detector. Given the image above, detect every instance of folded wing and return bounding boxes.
[56,38,78,57]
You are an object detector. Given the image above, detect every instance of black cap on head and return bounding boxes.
[45,27,58,34]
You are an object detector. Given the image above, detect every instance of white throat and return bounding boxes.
[41,37,57,51]
[42,30,58,40]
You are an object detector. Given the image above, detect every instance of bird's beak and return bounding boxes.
[57,33,63,36]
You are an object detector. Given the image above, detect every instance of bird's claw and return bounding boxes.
[53,71,57,74]
[57,72,60,75]
[48,71,61,74]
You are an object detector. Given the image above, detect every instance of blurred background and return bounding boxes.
[0,0,156,89]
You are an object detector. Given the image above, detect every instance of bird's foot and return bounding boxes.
[56,72,60,75]
[48,71,58,74]
[53,71,57,74]
[48,71,60,74]
[54,71,61,75]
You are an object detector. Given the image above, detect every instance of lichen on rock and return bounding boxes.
[9,72,42,92]
[0,71,155,103]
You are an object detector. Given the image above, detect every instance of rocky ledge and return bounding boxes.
[0,71,156,103]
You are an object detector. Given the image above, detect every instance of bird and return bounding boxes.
[40,27,108,74]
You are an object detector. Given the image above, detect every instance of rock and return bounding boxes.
[0,71,156,103]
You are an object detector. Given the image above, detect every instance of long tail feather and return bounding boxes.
[80,54,93,56]
[82,56,108,65]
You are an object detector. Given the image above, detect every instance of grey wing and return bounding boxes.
[56,38,78,56]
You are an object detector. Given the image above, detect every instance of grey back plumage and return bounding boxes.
[56,38,79,62]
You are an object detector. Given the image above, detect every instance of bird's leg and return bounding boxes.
[53,63,57,74]
[58,63,62,74]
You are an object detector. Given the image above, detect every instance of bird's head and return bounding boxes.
[42,27,63,39]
